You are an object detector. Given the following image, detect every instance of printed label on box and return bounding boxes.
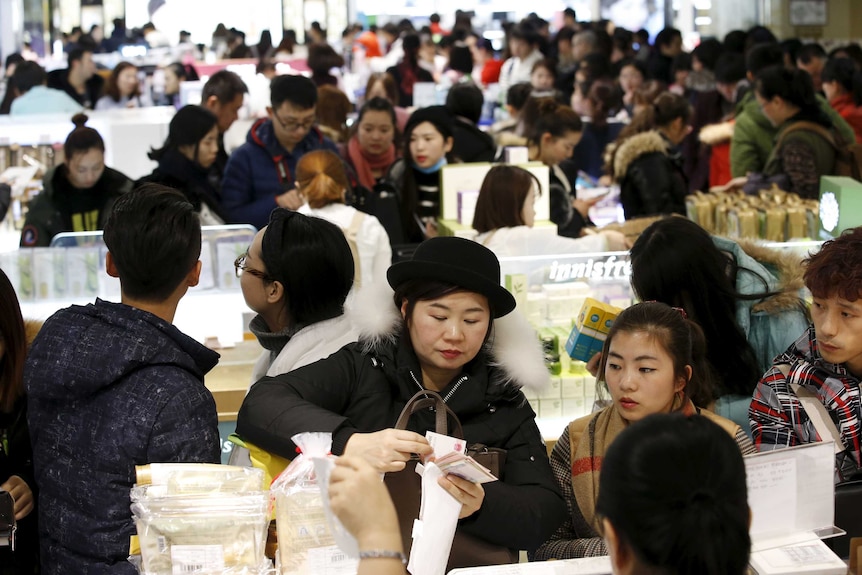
[170,544,225,574]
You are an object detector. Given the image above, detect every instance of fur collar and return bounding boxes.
[699,121,735,146]
[612,130,668,180]
[735,239,807,315]
[345,282,550,392]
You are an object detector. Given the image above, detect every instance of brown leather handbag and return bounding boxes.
[383,390,518,570]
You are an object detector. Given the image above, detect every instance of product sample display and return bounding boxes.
[131,464,270,574]
[565,298,621,362]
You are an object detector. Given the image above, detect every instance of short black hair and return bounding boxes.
[12,61,46,93]
[446,82,484,124]
[714,52,746,85]
[270,74,317,110]
[448,45,473,75]
[797,43,827,65]
[67,47,92,66]
[746,42,783,75]
[260,210,354,325]
[201,70,248,104]
[655,27,681,48]
[692,38,724,71]
[506,82,533,109]
[103,184,202,302]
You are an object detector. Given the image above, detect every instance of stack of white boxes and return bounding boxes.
[524,368,598,421]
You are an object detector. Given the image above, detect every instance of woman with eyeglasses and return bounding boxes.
[533,302,755,561]
[236,209,357,384]
[138,105,226,224]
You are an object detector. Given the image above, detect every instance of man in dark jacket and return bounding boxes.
[445,83,496,163]
[221,75,338,229]
[46,47,104,109]
[25,184,221,574]
[646,28,683,85]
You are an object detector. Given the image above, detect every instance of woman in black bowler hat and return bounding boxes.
[236,236,565,566]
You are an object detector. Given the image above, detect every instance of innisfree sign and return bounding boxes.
[547,254,632,282]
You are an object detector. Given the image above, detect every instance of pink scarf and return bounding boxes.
[348,136,396,190]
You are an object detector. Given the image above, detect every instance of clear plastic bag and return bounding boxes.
[132,490,270,575]
[271,433,358,575]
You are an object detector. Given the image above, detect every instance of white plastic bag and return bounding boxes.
[406,462,461,575]
[271,433,358,575]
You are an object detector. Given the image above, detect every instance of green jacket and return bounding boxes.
[730,91,854,177]
[20,166,133,247]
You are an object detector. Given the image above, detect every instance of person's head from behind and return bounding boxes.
[103,184,202,304]
[671,52,692,87]
[597,413,750,575]
[445,82,484,125]
[105,61,140,102]
[598,302,712,422]
[201,70,248,132]
[522,97,583,166]
[365,72,399,107]
[163,62,188,96]
[796,43,827,90]
[692,38,724,72]
[448,45,474,76]
[355,97,397,156]
[629,218,760,397]
[803,227,862,374]
[150,105,219,169]
[12,61,47,96]
[63,114,106,189]
[631,80,667,116]
[755,65,817,128]
[821,57,862,105]
[295,149,351,208]
[472,165,541,233]
[387,237,516,388]
[316,85,351,142]
[585,79,622,127]
[0,268,26,412]
[269,75,319,150]
[714,52,747,103]
[781,38,804,70]
[655,27,683,58]
[505,82,533,119]
[530,59,556,92]
[571,30,597,62]
[239,209,354,333]
[745,42,784,82]
[68,47,96,82]
[404,106,454,171]
[637,91,691,145]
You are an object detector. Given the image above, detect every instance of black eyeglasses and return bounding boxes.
[234,252,272,281]
[273,112,317,132]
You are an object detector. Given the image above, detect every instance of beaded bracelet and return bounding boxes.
[358,549,408,564]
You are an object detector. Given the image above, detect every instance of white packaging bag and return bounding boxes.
[407,462,461,575]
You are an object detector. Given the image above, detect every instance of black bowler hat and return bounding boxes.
[387,237,516,317]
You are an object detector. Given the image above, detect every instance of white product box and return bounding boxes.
[563,398,587,419]
[561,373,585,399]
[539,398,563,419]
[65,247,101,298]
[539,377,562,400]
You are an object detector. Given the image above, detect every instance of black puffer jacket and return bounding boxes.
[237,288,565,552]
[611,130,688,220]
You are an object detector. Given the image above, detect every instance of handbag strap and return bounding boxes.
[777,363,847,455]
[394,390,464,439]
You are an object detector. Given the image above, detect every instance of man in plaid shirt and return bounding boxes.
[750,227,862,481]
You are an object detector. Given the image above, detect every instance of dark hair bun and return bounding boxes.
[71,113,89,129]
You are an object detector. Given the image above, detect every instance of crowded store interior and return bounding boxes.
[2,0,862,574]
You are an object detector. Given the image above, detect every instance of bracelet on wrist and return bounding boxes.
[358,549,407,564]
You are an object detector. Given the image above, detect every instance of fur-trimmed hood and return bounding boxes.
[345,281,550,393]
[611,130,669,180]
[713,235,807,318]
[699,120,735,146]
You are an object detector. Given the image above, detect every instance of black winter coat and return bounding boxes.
[611,130,688,220]
[237,331,566,552]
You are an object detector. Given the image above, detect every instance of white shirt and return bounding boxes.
[474,226,609,258]
[298,202,392,287]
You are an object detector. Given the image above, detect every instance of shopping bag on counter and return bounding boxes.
[271,432,358,575]
[384,390,517,571]
[130,463,271,575]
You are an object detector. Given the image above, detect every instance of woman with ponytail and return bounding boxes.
[386,33,434,107]
[757,65,845,199]
[534,301,754,560]
[522,96,592,238]
[297,149,391,286]
[597,413,751,575]
[822,56,862,143]
[606,91,690,219]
